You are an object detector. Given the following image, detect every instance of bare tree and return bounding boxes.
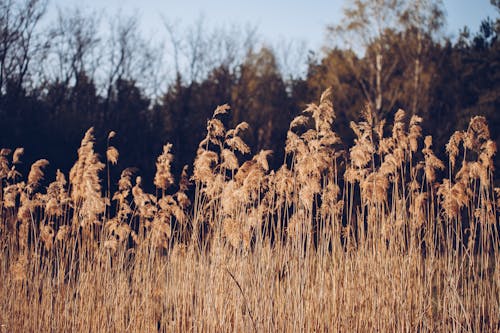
[162,16,258,85]
[328,0,445,121]
[328,0,405,122]
[105,15,139,92]
[0,0,47,97]
[399,0,444,115]
[272,38,308,82]
[44,7,101,90]
[103,13,164,101]
[161,17,183,81]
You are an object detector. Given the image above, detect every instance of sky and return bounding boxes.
[47,0,499,51]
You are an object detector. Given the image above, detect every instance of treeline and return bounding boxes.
[0,0,499,189]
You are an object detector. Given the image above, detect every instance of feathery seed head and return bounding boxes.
[154,143,175,190]
[12,148,24,164]
[446,131,464,169]
[27,159,49,190]
[408,115,423,153]
[226,136,251,154]
[213,103,230,117]
[465,116,490,152]
[106,146,119,165]
[193,150,218,183]
[221,149,239,170]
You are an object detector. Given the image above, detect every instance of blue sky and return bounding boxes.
[48,0,498,50]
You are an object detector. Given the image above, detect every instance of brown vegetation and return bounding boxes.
[0,90,499,332]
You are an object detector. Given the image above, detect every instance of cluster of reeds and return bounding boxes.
[0,89,498,331]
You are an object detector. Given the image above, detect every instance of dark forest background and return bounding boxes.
[1,0,499,190]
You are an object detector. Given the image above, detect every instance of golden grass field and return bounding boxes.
[0,89,499,332]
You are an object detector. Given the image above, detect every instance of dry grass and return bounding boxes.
[0,89,499,332]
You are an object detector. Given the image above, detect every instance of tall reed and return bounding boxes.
[0,89,498,331]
